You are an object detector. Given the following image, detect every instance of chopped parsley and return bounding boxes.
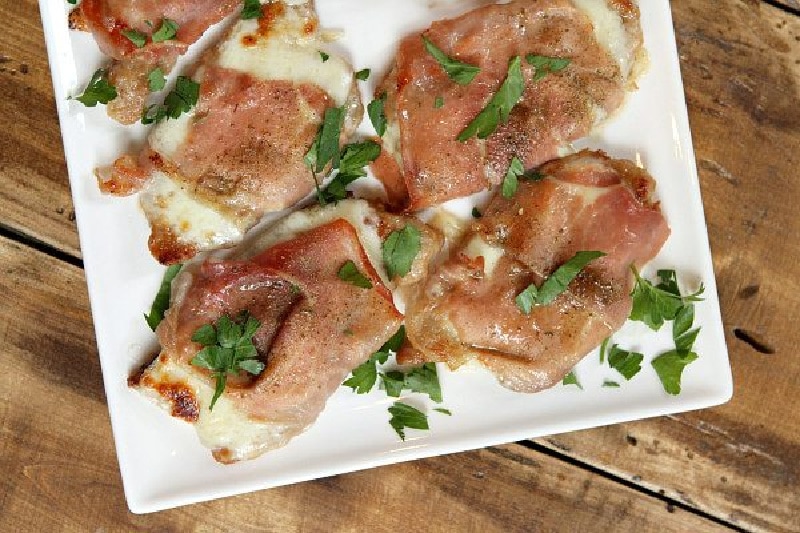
[599,337,610,363]
[315,140,381,205]
[147,67,166,92]
[515,251,606,313]
[144,264,182,331]
[367,92,387,136]
[607,345,644,380]
[241,0,263,19]
[457,56,524,141]
[562,371,582,389]
[381,362,443,402]
[525,54,571,81]
[434,96,444,109]
[422,35,480,85]
[388,401,429,440]
[141,75,200,124]
[319,51,330,62]
[355,68,370,81]
[74,69,117,107]
[337,260,373,289]
[151,19,179,43]
[471,207,482,219]
[652,350,698,395]
[382,225,422,279]
[122,28,147,48]
[434,408,452,416]
[603,380,621,388]
[501,156,525,198]
[629,267,704,331]
[190,312,263,410]
[343,326,405,393]
[305,106,344,174]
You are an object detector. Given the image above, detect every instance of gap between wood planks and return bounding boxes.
[761,0,800,17]
[2,221,748,532]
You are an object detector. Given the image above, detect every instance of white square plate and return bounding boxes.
[40,0,732,513]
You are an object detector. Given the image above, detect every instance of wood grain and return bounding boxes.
[0,235,728,532]
[0,0,80,258]
[529,1,800,532]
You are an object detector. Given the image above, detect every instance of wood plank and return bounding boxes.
[529,2,800,532]
[0,0,80,258]
[768,0,800,12]
[0,235,729,532]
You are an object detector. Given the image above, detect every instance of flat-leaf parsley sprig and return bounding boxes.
[190,311,264,410]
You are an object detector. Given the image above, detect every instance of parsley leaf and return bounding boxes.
[316,140,381,204]
[382,225,422,279]
[562,371,582,389]
[607,345,644,380]
[388,401,428,440]
[122,28,147,48]
[603,380,620,388]
[422,35,480,85]
[190,312,264,410]
[367,92,387,136]
[629,267,704,331]
[355,68,370,81]
[147,67,166,92]
[651,350,698,395]
[599,337,610,363]
[241,0,263,19]
[457,56,524,141]
[337,260,373,289]
[434,96,444,109]
[305,106,344,174]
[319,51,330,62]
[516,251,606,313]
[434,408,452,416]
[402,363,443,402]
[381,371,406,397]
[501,156,525,198]
[74,69,117,107]
[343,326,405,394]
[144,264,182,331]
[525,54,571,81]
[673,303,700,351]
[141,76,200,124]
[471,207,482,219]
[151,19,179,43]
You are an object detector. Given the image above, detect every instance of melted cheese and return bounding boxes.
[218,13,353,105]
[572,0,632,77]
[140,358,294,462]
[140,172,244,251]
[149,111,193,160]
[463,235,505,276]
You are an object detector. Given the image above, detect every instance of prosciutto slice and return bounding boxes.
[70,0,240,124]
[374,0,644,211]
[133,200,442,463]
[97,1,362,264]
[402,150,670,393]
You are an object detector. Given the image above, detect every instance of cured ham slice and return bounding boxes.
[374,0,645,211]
[132,200,442,462]
[402,151,670,393]
[69,0,240,124]
[97,0,362,264]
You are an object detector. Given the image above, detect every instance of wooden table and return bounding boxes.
[2,1,799,531]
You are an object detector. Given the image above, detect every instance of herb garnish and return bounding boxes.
[122,28,147,48]
[607,345,644,380]
[147,67,166,92]
[457,56,524,141]
[603,380,621,388]
[501,156,525,198]
[422,35,480,85]
[355,68,370,81]
[141,75,200,124]
[144,264,182,331]
[562,371,582,389]
[525,54,571,81]
[190,312,263,410]
[629,267,704,331]
[151,19,179,43]
[343,326,405,393]
[471,207,482,219]
[305,106,344,174]
[337,260,373,289]
[367,92,387,136]
[74,69,117,107]
[241,0,263,20]
[319,51,330,62]
[381,362,442,402]
[434,96,444,109]
[382,225,422,279]
[388,401,429,440]
[515,251,606,313]
[317,140,381,204]
[651,350,698,395]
